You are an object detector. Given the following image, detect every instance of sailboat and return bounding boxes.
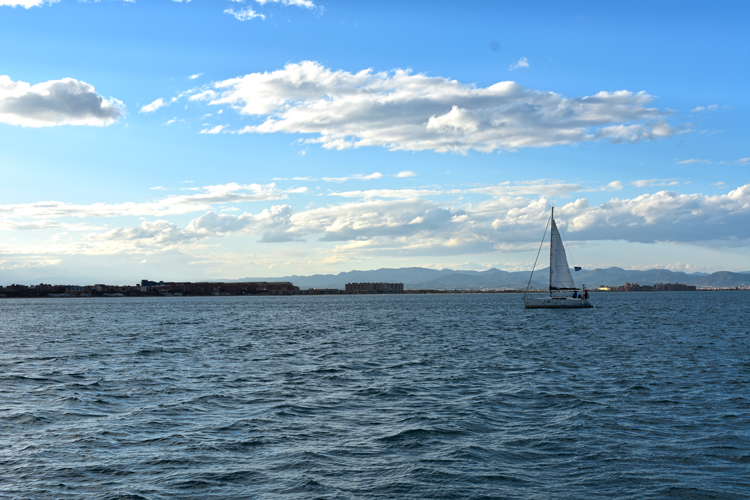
[523,207,593,308]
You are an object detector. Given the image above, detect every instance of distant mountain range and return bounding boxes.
[231,267,750,290]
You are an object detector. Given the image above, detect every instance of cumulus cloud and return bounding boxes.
[290,198,461,242]
[202,61,680,154]
[255,0,315,7]
[396,171,417,178]
[558,184,750,243]
[140,98,166,113]
[677,159,711,164]
[692,104,718,112]
[149,182,750,249]
[3,173,748,258]
[594,120,683,143]
[509,57,529,70]
[187,205,301,242]
[0,219,60,230]
[322,172,383,183]
[7,177,747,250]
[97,220,198,247]
[329,188,442,199]
[0,75,123,127]
[200,124,226,134]
[632,179,681,187]
[0,0,57,7]
[461,180,587,199]
[224,7,265,21]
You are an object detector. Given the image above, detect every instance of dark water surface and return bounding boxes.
[1,292,749,499]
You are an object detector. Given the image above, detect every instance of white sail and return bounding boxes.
[549,218,576,289]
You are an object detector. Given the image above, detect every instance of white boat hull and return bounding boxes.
[523,296,593,308]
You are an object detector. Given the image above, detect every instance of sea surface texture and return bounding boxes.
[1,292,749,499]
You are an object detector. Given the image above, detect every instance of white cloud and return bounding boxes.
[0,75,123,127]
[396,171,417,178]
[140,98,165,113]
[189,73,203,80]
[0,0,58,7]
[461,180,586,199]
[509,57,529,70]
[558,184,750,243]
[692,104,718,112]
[187,205,301,242]
[329,189,442,199]
[252,183,750,245]
[632,179,681,187]
[200,124,225,134]
[322,172,383,183]
[224,7,265,21]
[0,219,60,230]
[594,120,683,144]
[255,0,315,7]
[96,220,198,247]
[4,180,749,260]
[0,183,294,220]
[677,159,711,164]
[204,61,680,154]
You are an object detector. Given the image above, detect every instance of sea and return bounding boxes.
[1,292,748,499]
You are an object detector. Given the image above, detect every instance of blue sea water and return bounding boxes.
[1,292,748,499]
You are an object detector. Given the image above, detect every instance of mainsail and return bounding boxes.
[549,217,576,290]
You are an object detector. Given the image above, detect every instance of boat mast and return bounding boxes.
[549,207,553,296]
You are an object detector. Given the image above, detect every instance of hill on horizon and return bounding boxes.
[229,266,750,290]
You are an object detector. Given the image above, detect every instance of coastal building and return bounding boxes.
[345,282,404,294]
[654,282,697,291]
[619,282,654,292]
[147,281,300,295]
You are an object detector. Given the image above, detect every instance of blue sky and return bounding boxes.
[0,0,748,284]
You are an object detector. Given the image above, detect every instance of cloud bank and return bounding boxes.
[2,181,748,259]
[0,76,123,127]
[194,61,681,153]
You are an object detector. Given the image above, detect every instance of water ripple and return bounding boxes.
[1,292,748,499]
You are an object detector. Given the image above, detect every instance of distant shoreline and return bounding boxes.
[1,288,748,299]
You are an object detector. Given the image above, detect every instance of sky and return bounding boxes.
[0,0,748,284]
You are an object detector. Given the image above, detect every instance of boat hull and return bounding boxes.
[523,296,593,308]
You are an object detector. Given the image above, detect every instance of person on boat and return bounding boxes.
[572,290,578,298]
[584,289,589,300]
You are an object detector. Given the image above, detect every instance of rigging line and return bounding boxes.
[524,210,552,297]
